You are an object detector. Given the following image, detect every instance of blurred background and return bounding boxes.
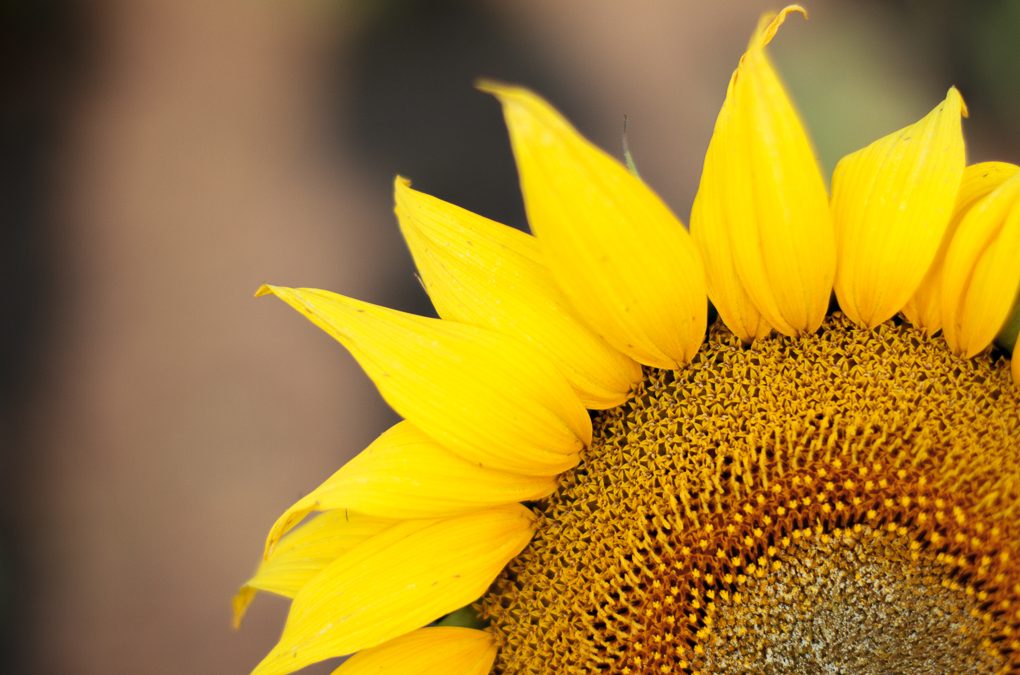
[2,0,1018,672]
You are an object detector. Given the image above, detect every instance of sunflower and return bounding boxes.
[236,6,1020,673]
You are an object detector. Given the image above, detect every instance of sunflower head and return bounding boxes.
[237,6,1020,674]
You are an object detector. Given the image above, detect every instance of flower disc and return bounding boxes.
[480,314,1020,673]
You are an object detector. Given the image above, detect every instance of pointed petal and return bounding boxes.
[941,172,1020,357]
[479,82,707,369]
[692,6,834,338]
[332,627,496,675]
[257,285,591,476]
[394,177,641,408]
[264,421,557,528]
[832,88,967,327]
[234,511,395,628]
[902,162,1019,333]
[252,505,535,675]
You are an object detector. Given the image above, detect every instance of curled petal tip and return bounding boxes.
[475,78,515,97]
[693,2,832,339]
[255,284,276,298]
[232,586,257,630]
[948,86,969,118]
[393,175,413,213]
[754,5,807,50]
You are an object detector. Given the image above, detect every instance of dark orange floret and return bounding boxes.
[479,313,1020,674]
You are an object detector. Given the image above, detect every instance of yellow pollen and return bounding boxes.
[479,314,1020,673]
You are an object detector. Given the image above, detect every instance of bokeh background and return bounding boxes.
[2,0,1018,672]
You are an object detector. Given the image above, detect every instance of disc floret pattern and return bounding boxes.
[481,315,1020,673]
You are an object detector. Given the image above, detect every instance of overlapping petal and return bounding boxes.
[691,169,771,342]
[831,87,967,328]
[252,505,535,675]
[394,177,641,408]
[233,511,396,628]
[480,82,707,369]
[261,421,557,541]
[941,172,1020,357]
[257,285,591,476]
[692,5,834,339]
[332,627,496,675]
[902,161,1019,333]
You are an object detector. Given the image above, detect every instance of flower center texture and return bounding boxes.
[480,314,1020,674]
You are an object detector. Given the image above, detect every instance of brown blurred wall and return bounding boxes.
[21,1,394,672]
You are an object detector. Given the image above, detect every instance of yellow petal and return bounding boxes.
[480,82,707,369]
[941,172,1020,357]
[252,504,535,675]
[691,142,773,342]
[332,627,496,675]
[832,87,967,328]
[234,511,395,628]
[691,6,833,338]
[1013,334,1020,386]
[257,285,591,476]
[394,177,641,408]
[902,162,1020,333]
[263,421,557,533]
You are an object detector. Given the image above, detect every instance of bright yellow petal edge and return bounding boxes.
[393,176,642,409]
[233,511,396,629]
[252,505,534,675]
[255,285,591,476]
[1013,333,1020,386]
[692,5,835,340]
[831,87,967,328]
[332,627,496,675]
[940,171,1020,357]
[477,80,708,369]
[902,161,1020,334]
[257,421,556,558]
